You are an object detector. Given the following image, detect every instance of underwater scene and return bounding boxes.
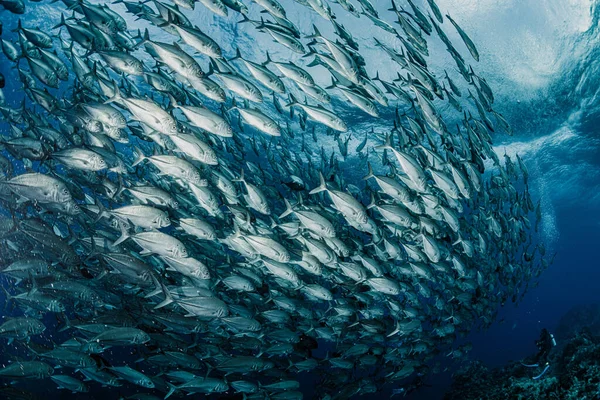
[0,0,599,398]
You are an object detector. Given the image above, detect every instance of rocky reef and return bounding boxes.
[445,305,600,400]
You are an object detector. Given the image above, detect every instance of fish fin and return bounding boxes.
[164,382,177,399]
[387,319,401,337]
[58,312,72,332]
[131,146,147,167]
[366,193,377,210]
[113,222,130,247]
[231,168,245,183]
[10,19,22,33]
[143,286,162,299]
[305,24,322,39]
[375,134,393,150]
[308,172,327,195]
[284,93,298,108]
[134,28,150,49]
[237,14,252,24]
[103,80,122,105]
[305,55,321,68]
[167,93,179,110]
[229,48,242,62]
[93,197,109,223]
[362,161,375,181]
[324,77,337,90]
[151,274,174,310]
[51,13,67,30]
[279,198,294,219]
[27,271,38,296]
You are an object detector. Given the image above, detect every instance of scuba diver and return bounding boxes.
[535,328,555,364]
[522,328,556,379]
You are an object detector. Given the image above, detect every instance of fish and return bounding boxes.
[105,83,179,136]
[51,375,89,393]
[230,49,286,94]
[446,14,480,62]
[0,317,46,342]
[287,94,347,132]
[0,362,54,379]
[169,23,223,59]
[0,2,550,400]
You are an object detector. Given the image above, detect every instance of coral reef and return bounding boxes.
[445,306,600,400]
[555,304,600,341]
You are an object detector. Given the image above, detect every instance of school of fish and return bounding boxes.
[0,0,553,398]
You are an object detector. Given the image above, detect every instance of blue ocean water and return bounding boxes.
[1,0,599,399]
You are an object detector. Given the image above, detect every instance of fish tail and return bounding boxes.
[305,24,321,39]
[27,271,38,296]
[133,28,150,49]
[164,382,177,399]
[362,162,375,181]
[10,19,22,33]
[231,168,245,183]
[309,172,327,195]
[167,93,179,111]
[229,47,242,62]
[237,14,252,24]
[207,60,217,76]
[104,80,122,105]
[115,175,126,198]
[324,76,337,90]
[375,134,393,150]
[143,285,162,299]
[112,221,130,247]
[303,43,316,58]
[285,358,294,371]
[305,55,321,68]
[58,312,72,332]
[284,93,298,108]
[131,146,147,167]
[366,193,377,210]
[0,284,13,305]
[151,274,175,310]
[387,320,401,337]
[279,198,294,219]
[261,51,272,67]
[93,197,109,223]
[51,13,67,30]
